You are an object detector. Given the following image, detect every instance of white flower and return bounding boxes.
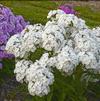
[25,53,54,96]
[78,52,98,69]
[47,9,65,19]
[5,34,26,58]
[28,81,50,97]
[57,14,87,30]
[47,56,57,67]
[26,53,54,83]
[55,45,79,74]
[14,59,32,83]
[27,67,53,96]
[42,22,65,52]
[14,53,54,96]
[72,29,98,54]
[6,24,44,58]
[21,24,44,49]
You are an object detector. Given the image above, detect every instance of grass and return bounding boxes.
[0,1,57,24]
[75,6,100,27]
[0,1,100,101]
[0,1,100,26]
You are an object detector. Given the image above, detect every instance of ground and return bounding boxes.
[0,1,100,101]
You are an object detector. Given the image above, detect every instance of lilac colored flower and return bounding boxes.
[0,34,8,45]
[0,50,14,59]
[0,4,28,68]
[59,4,76,14]
[0,45,5,51]
[0,51,5,58]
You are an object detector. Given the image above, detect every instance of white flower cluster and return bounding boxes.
[14,53,54,96]
[71,28,100,70]
[5,34,23,57]
[55,45,79,74]
[6,9,100,96]
[14,59,32,83]
[47,9,65,19]
[42,21,65,52]
[47,9,87,32]
[6,24,44,58]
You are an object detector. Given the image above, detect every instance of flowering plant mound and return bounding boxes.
[6,9,100,97]
[0,5,28,69]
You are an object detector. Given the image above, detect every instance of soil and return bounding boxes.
[0,77,21,101]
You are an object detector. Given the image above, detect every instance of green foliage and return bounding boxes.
[75,6,100,28]
[29,48,45,62]
[0,58,15,83]
[6,65,100,101]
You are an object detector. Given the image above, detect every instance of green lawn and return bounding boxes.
[0,1,100,101]
[0,1,100,27]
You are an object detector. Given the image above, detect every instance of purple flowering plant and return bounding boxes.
[0,4,28,69]
[59,4,76,14]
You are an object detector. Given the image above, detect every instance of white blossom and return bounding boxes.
[28,81,50,97]
[21,24,43,45]
[14,59,32,83]
[42,22,65,52]
[72,29,98,54]
[78,52,98,69]
[47,9,65,20]
[21,25,43,52]
[57,14,87,31]
[55,45,79,74]
[47,56,57,67]
[6,24,44,58]
[5,34,26,58]
[25,53,54,96]
[14,53,54,96]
